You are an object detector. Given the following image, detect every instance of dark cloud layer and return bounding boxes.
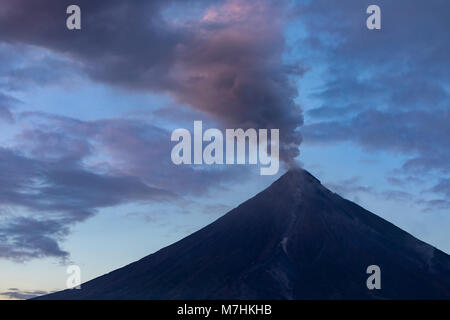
[0,217,70,261]
[0,0,303,162]
[0,142,175,261]
[325,176,447,213]
[304,109,450,174]
[0,110,250,261]
[297,0,450,208]
[0,105,13,123]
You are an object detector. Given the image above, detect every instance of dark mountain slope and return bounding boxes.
[38,169,450,299]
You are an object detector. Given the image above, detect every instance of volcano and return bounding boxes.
[37,169,450,299]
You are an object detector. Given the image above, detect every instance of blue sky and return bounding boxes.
[0,0,449,299]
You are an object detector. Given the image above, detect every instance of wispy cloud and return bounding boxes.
[296,0,450,210]
[0,288,53,300]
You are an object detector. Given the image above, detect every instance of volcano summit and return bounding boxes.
[37,169,450,300]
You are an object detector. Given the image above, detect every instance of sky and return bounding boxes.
[0,0,449,299]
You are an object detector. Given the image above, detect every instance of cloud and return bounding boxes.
[293,1,450,208]
[164,0,305,162]
[17,112,252,195]
[0,92,20,122]
[0,108,254,261]
[296,0,450,171]
[0,143,177,261]
[431,179,450,197]
[4,54,80,90]
[0,43,79,91]
[307,104,364,120]
[0,0,445,264]
[0,217,70,261]
[0,111,182,261]
[303,109,450,168]
[419,199,450,212]
[325,177,374,199]
[386,175,425,187]
[380,190,415,202]
[0,288,52,300]
[0,0,304,163]
[202,203,232,215]
[0,145,175,216]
